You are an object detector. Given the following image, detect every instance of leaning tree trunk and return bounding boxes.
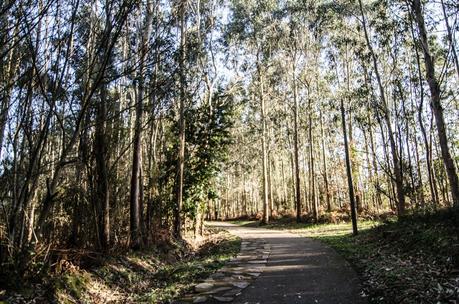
[440,0,459,81]
[408,14,439,207]
[36,0,135,238]
[411,0,459,208]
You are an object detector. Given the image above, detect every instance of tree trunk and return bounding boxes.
[292,59,302,222]
[411,0,459,207]
[94,87,110,250]
[319,111,331,212]
[308,97,318,221]
[440,0,459,80]
[259,60,269,224]
[174,1,187,238]
[359,0,405,215]
[130,0,153,249]
[341,99,358,235]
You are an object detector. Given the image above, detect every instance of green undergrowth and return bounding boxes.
[1,228,241,304]
[239,210,459,304]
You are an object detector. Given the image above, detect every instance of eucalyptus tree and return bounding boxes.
[357,0,407,216]
[225,0,284,224]
[410,0,459,208]
[173,0,187,239]
[129,0,155,249]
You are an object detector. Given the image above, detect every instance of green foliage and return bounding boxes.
[183,90,236,217]
[160,88,236,220]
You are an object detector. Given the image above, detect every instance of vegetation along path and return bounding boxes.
[183,222,366,304]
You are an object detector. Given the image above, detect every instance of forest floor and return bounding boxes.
[0,227,240,304]
[234,209,459,304]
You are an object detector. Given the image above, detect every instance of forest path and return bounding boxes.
[207,221,366,304]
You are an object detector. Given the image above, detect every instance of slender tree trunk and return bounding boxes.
[399,82,416,207]
[319,111,331,212]
[292,59,302,222]
[411,0,459,207]
[440,0,459,80]
[308,96,318,221]
[341,99,358,235]
[259,62,269,224]
[130,0,153,249]
[94,87,110,250]
[368,119,382,208]
[408,14,438,207]
[174,1,187,238]
[359,0,405,215]
[268,152,274,216]
[407,58,426,208]
[363,128,375,209]
[0,7,18,163]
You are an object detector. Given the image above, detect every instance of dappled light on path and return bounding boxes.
[183,222,366,304]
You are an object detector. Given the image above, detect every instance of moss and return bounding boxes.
[59,273,90,300]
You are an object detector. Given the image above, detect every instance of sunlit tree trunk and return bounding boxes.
[292,56,302,222]
[308,96,318,221]
[258,56,269,224]
[411,0,459,208]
